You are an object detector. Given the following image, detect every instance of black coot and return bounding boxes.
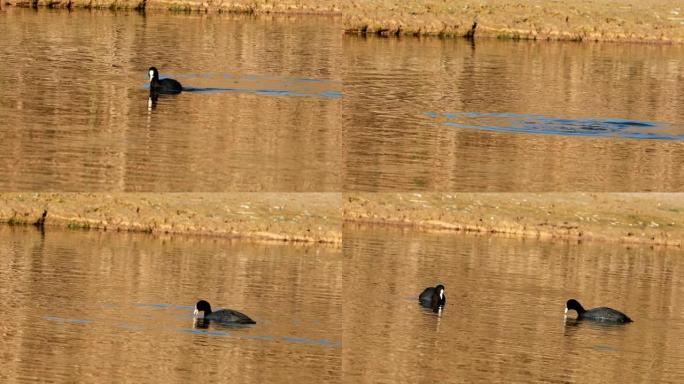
[565,299,632,323]
[148,67,182,94]
[419,284,446,309]
[194,300,256,324]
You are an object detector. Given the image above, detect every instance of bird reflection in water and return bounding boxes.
[193,318,210,329]
[147,91,159,111]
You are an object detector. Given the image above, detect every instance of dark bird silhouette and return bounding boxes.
[148,67,182,94]
[565,299,632,323]
[193,300,256,325]
[419,284,446,310]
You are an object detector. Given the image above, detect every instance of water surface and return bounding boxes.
[343,224,684,383]
[0,8,341,191]
[344,37,684,191]
[0,226,341,382]
[426,111,683,141]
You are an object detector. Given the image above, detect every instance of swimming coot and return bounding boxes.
[565,299,632,323]
[419,284,446,308]
[148,67,182,94]
[193,300,256,324]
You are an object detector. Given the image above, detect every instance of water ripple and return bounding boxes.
[426,111,683,141]
[44,316,92,325]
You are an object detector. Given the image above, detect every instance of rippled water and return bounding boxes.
[3,9,684,192]
[426,112,684,141]
[0,8,341,191]
[344,37,684,191]
[0,226,341,382]
[343,224,684,383]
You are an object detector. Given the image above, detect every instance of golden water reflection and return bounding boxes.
[0,9,341,191]
[0,226,342,382]
[343,37,684,191]
[343,224,684,383]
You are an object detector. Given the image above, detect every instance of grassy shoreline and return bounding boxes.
[0,193,342,245]
[1,193,682,247]
[344,193,684,247]
[342,0,684,43]
[3,0,683,43]
[2,0,342,14]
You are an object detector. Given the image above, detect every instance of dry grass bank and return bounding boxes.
[2,193,681,247]
[3,0,341,13]
[344,193,684,247]
[0,193,342,244]
[4,0,684,43]
[343,0,684,43]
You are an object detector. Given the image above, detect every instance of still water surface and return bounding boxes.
[344,37,684,191]
[344,224,684,383]
[0,226,341,382]
[0,8,341,191]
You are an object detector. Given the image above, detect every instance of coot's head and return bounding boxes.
[148,67,159,82]
[565,299,585,315]
[435,284,445,301]
[194,300,212,319]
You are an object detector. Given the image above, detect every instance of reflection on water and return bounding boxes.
[0,8,341,191]
[0,226,341,382]
[343,224,684,383]
[426,111,684,141]
[150,72,342,99]
[344,36,684,191]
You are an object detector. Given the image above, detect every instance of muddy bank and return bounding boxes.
[343,0,684,43]
[0,193,341,244]
[4,0,684,43]
[3,0,341,13]
[2,193,682,247]
[344,193,684,247]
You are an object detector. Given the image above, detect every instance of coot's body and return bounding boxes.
[565,299,632,323]
[148,67,182,94]
[419,284,446,309]
[194,300,255,324]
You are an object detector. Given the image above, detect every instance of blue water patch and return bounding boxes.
[146,72,341,99]
[144,85,341,99]
[179,328,231,337]
[426,111,683,141]
[313,339,341,348]
[319,91,343,98]
[241,335,276,341]
[281,336,310,344]
[44,316,92,325]
[593,344,618,352]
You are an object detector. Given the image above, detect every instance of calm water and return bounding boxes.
[0,226,342,382]
[343,224,684,383]
[4,10,684,192]
[0,8,341,191]
[344,37,684,191]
